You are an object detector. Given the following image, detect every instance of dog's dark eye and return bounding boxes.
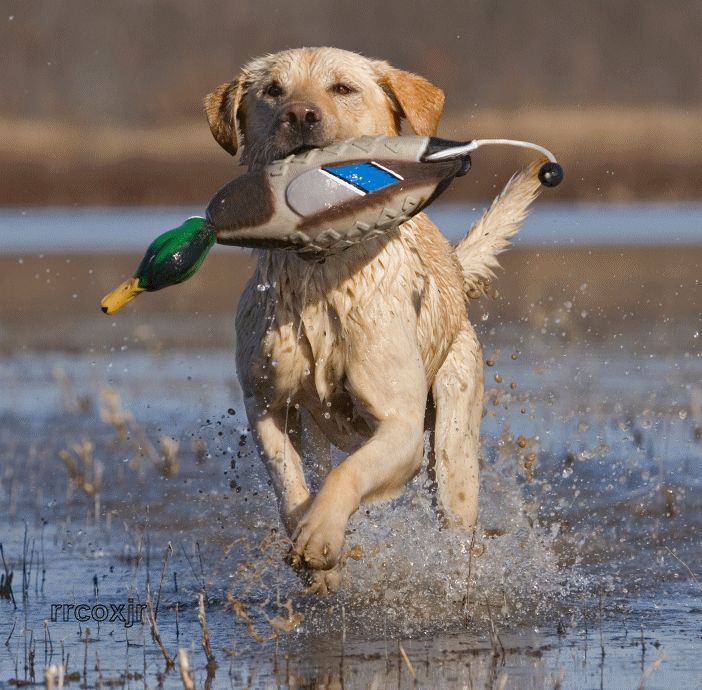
[330,83,356,96]
[265,82,283,98]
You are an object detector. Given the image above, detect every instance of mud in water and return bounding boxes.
[1,243,701,688]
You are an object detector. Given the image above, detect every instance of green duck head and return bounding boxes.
[101,217,215,314]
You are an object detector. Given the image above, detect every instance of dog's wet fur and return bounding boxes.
[205,47,544,593]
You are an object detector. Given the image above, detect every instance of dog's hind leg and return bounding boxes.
[299,407,332,493]
[431,324,484,529]
[248,402,312,535]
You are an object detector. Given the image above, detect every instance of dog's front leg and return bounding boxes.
[291,329,428,573]
[248,402,312,535]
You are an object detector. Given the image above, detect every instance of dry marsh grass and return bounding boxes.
[1,107,701,204]
[441,107,702,165]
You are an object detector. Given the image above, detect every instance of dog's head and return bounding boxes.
[205,47,445,168]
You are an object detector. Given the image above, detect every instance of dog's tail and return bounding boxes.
[455,158,545,298]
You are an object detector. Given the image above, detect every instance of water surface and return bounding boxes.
[1,202,701,253]
[0,204,700,689]
[1,333,700,689]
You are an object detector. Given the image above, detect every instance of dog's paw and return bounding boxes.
[285,544,342,595]
[305,566,342,595]
[291,502,347,570]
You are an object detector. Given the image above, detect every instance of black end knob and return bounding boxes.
[538,161,563,187]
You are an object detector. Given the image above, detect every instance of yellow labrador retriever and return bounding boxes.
[205,47,543,593]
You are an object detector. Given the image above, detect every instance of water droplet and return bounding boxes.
[323,412,331,420]
[562,466,573,478]
[678,409,688,420]
[256,282,270,292]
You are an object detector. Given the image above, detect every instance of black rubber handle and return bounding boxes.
[538,162,564,188]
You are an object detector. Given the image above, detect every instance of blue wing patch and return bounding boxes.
[323,162,402,193]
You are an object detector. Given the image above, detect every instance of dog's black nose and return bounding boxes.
[279,102,322,130]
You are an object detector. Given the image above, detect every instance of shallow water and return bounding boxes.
[1,202,702,253]
[1,201,701,688]
[1,327,700,688]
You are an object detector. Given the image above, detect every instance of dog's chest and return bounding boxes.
[245,220,465,409]
[261,271,364,405]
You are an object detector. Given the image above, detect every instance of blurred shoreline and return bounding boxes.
[2,245,699,353]
[3,107,702,205]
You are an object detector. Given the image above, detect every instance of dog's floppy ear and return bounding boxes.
[376,65,445,136]
[204,78,246,156]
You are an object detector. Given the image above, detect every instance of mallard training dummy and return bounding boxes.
[100,135,563,314]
